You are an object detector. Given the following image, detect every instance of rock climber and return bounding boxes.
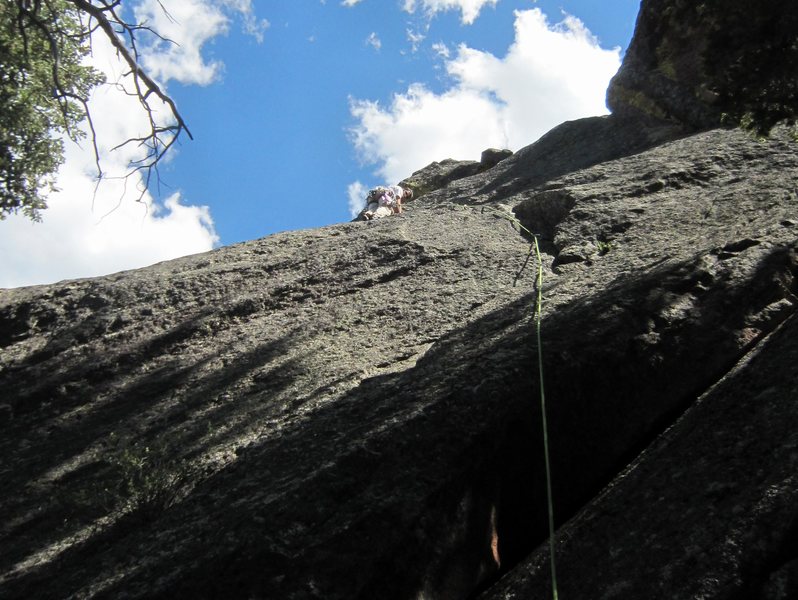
[362,185,413,220]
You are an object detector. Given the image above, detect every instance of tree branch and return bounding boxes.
[66,0,192,139]
[8,0,195,214]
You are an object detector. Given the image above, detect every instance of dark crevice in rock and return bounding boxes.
[512,190,577,242]
[722,238,762,254]
[478,245,798,599]
[486,310,798,599]
[478,244,798,596]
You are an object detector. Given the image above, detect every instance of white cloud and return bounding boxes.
[341,0,365,6]
[432,41,450,58]
[135,0,227,85]
[0,0,267,288]
[350,84,508,184]
[402,0,498,25]
[347,181,369,217]
[406,28,427,53]
[348,8,621,184]
[222,0,270,42]
[366,32,382,51]
[0,188,218,289]
[135,0,269,86]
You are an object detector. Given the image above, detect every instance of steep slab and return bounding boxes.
[1,124,796,599]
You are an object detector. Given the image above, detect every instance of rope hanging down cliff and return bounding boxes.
[484,206,559,600]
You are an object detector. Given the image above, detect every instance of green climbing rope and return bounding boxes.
[533,235,559,600]
[482,206,559,599]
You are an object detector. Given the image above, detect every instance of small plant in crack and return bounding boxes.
[596,239,613,255]
[100,434,197,522]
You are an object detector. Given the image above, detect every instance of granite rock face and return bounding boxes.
[398,148,513,200]
[2,2,798,599]
[608,0,798,132]
[2,121,796,600]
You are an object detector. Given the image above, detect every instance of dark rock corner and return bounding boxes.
[2,1,797,599]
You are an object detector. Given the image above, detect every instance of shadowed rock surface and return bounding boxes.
[2,1,798,599]
[481,306,798,600]
[608,0,798,132]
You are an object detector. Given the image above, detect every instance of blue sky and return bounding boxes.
[0,0,640,287]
